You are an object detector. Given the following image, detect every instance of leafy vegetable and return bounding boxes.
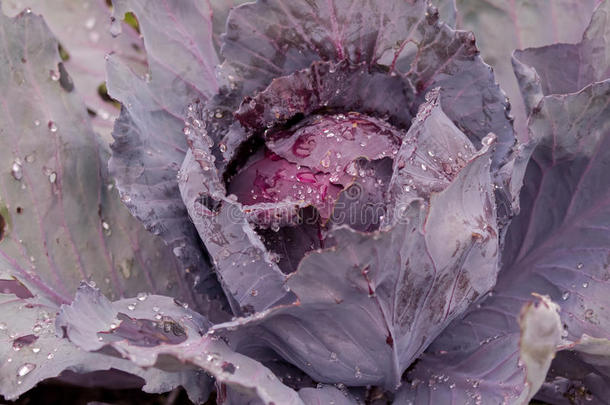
[0,0,609,404]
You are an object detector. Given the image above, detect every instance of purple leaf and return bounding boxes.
[264,112,401,181]
[512,0,610,116]
[106,0,230,317]
[385,88,477,221]
[399,10,514,174]
[223,1,514,174]
[1,0,146,140]
[535,351,610,404]
[213,142,498,389]
[396,295,562,404]
[235,60,415,130]
[396,63,610,405]
[228,149,343,223]
[222,0,427,94]
[0,287,211,403]
[179,141,294,314]
[0,8,190,306]
[57,284,306,405]
[453,0,601,139]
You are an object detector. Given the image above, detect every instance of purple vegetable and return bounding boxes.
[0,1,608,404]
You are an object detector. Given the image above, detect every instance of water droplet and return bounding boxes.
[354,366,362,379]
[152,306,160,312]
[48,172,57,184]
[31,347,40,354]
[48,121,57,132]
[109,323,118,330]
[34,119,40,126]
[214,111,223,119]
[17,363,35,377]
[250,289,258,297]
[49,70,60,81]
[219,143,227,153]
[11,160,23,180]
[577,263,583,269]
[0,322,7,330]
[562,291,570,301]
[585,309,594,320]
[582,282,589,288]
[47,353,54,360]
[329,352,338,361]
[32,324,42,333]
[25,154,35,163]
[183,126,192,136]
[85,17,96,29]
[137,292,148,301]
[420,163,427,171]
[427,150,435,157]
[127,303,136,311]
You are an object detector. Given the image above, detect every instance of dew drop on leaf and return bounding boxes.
[47,121,57,132]
[85,17,96,30]
[11,160,23,180]
[17,363,35,377]
[49,70,60,81]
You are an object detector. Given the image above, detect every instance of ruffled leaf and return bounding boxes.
[0,284,210,403]
[400,9,514,173]
[179,144,294,314]
[395,295,562,404]
[213,143,498,389]
[106,0,230,316]
[222,0,427,94]
[224,1,514,173]
[397,74,610,405]
[235,60,415,130]
[512,0,610,115]
[385,88,477,222]
[453,0,600,138]
[57,284,305,405]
